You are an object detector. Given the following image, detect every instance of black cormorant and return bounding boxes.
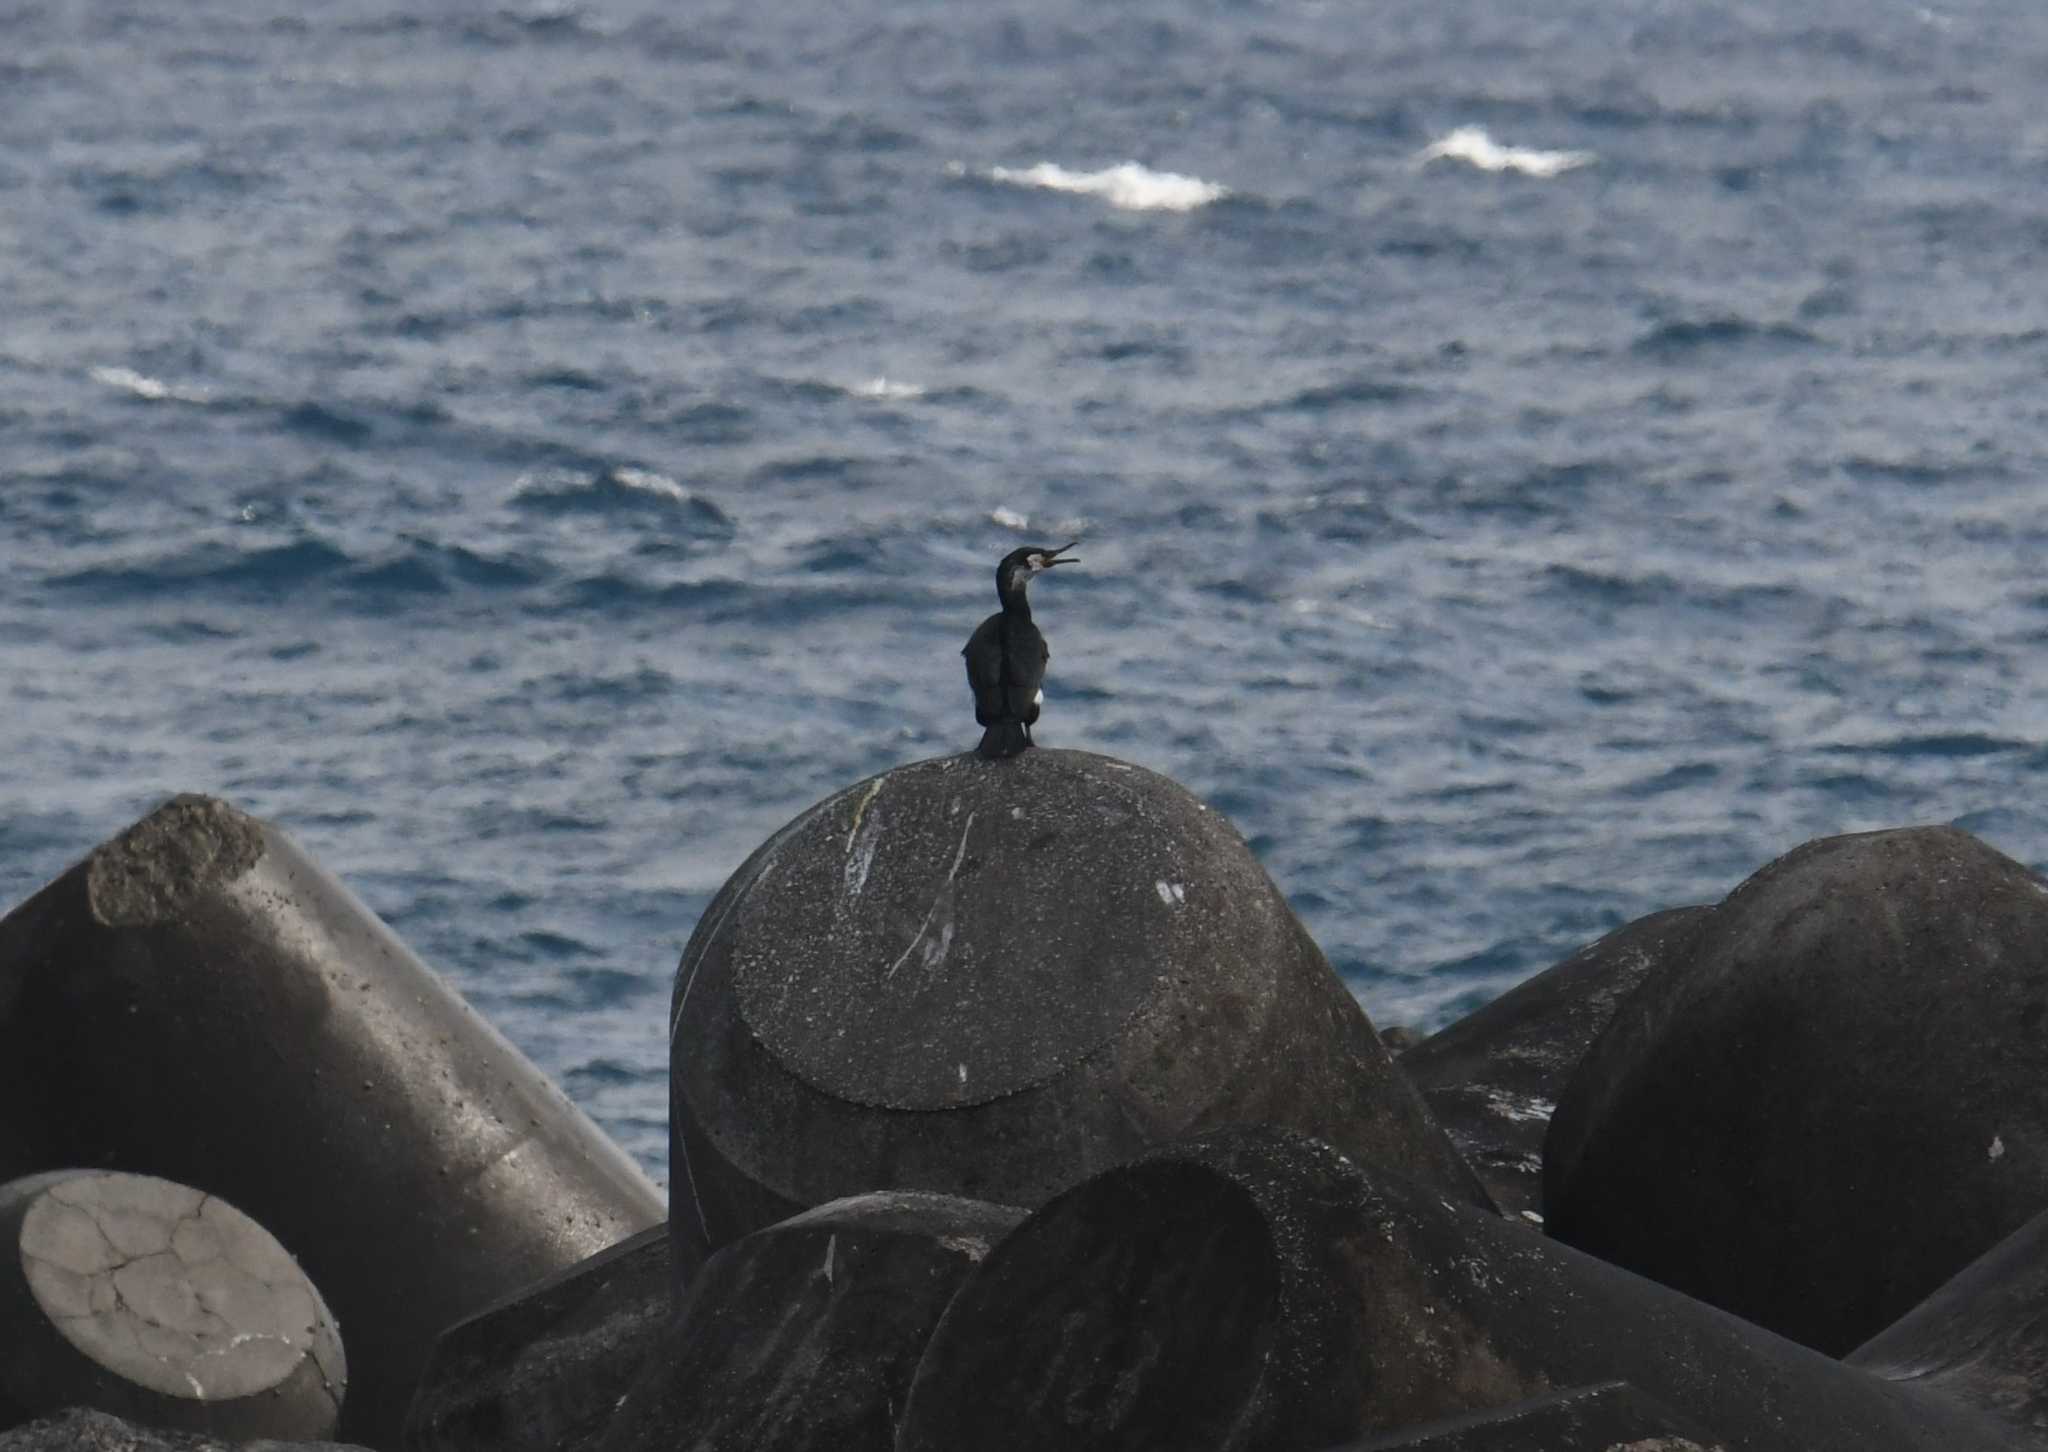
[963,541,1077,759]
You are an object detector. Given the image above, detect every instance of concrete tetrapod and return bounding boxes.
[599,1192,1023,1452]
[894,1126,2019,1452]
[1398,905,1709,1219]
[0,1170,344,1441]
[1545,826,2048,1355]
[668,749,1488,1271]
[406,1226,671,1452]
[1849,1202,2048,1438]
[0,796,665,1449]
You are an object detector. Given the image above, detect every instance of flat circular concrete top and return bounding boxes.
[13,1171,343,1404]
[731,750,1253,1110]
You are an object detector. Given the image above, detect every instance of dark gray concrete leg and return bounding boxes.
[0,795,664,1448]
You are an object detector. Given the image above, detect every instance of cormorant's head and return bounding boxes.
[999,541,1079,596]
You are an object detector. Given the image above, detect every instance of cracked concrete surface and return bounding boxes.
[13,1171,343,1411]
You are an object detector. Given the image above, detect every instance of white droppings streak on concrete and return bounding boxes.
[844,779,884,851]
[1520,1210,1545,1225]
[939,1233,991,1262]
[1991,1134,2007,1161]
[1010,806,1024,819]
[884,812,976,981]
[957,1062,968,1085]
[844,808,883,900]
[823,1233,837,1285]
[1155,880,1185,905]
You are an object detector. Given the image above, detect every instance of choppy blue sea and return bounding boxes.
[7,0,2048,1187]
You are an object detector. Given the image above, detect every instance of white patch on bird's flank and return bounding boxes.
[1991,1134,2007,1161]
[1156,881,1185,905]
[1033,688,1044,707]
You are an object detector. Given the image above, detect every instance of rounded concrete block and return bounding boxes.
[896,1127,2012,1452]
[1398,906,1709,1219]
[0,1170,343,1441]
[405,1225,672,1452]
[1546,826,2048,1354]
[1849,1202,2048,1437]
[669,749,1487,1269]
[601,1192,1024,1452]
[0,795,664,1448]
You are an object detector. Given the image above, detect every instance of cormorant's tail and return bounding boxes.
[977,721,1032,760]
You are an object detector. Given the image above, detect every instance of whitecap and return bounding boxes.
[849,376,926,401]
[983,160,1229,212]
[609,467,692,503]
[990,507,1030,531]
[89,365,210,403]
[1414,126,1594,179]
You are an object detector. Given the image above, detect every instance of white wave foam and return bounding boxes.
[983,160,1229,212]
[990,507,1030,531]
[850,376,925,401]
[1414,126,1594,179]
[90,365,210,403]
[610,467,692,503]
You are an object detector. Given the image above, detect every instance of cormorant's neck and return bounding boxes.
[997,580,1033,618]
[996,566,1034,617]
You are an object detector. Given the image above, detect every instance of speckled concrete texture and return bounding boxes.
[1331,1381,1726,1451]
[406,1225,671,1452]
[0,1406,372,1451]
[668,748,1487,1272]
[1546,826,2048,1356]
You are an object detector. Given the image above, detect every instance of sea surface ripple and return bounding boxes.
[7,0,2048,1184]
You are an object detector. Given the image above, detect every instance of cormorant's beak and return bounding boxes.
[1044,541,1080,567]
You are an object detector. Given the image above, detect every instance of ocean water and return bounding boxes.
[7,0,2048,1188]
